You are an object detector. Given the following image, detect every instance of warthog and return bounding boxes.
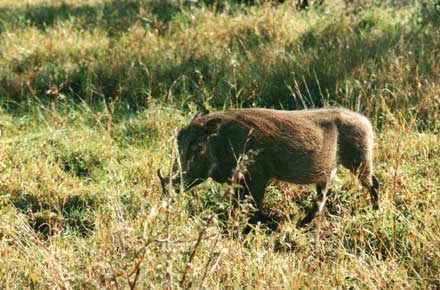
[158,107,379,227]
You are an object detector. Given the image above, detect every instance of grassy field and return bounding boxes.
[0,0,439,289]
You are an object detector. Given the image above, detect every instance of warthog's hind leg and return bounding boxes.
[371,175,380,209]
[356,162,380,210]
[361,174,379,210]
[297,180,329,228]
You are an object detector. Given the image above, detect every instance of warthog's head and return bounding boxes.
[158,110,222,193]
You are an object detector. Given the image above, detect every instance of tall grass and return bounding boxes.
[0,0,439,289]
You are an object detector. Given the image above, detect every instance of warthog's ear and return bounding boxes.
[205,118,222,135]
[192,108,210,121]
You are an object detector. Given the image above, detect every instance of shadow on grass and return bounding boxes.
[9,192,99,237]
[0,0,181,34]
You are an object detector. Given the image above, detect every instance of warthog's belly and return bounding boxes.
[266,135,338,185]
[272,157,334,185]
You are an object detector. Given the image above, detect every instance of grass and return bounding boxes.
[0,0,439,289]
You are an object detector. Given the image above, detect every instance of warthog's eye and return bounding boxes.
[189,142,200,152]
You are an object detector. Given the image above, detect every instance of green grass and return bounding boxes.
[0,0,439,289]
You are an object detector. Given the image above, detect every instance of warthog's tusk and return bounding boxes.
[157,169,167,195]
[157,169,164,181]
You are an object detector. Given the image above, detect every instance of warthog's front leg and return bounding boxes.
[237,170,280,233]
